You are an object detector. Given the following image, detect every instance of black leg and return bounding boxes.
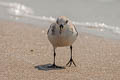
[66,45,76,67]
[48,48,64,68]
[53,48,56,66]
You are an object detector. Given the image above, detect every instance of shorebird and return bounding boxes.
[47,16,78,68]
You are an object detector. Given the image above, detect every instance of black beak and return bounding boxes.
[60,24,64,29]
[59,24,64,34]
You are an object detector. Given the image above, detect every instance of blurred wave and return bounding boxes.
[0,1,120,38]
[0,1,34,16]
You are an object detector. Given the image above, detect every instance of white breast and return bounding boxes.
[47,23,78,47]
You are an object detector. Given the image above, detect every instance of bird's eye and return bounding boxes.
[66,20,68,24]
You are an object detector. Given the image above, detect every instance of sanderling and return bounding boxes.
[47,16,78,68]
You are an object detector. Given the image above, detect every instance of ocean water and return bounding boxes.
[0,0,120,39]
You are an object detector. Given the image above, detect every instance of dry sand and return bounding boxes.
[0,20,120,80]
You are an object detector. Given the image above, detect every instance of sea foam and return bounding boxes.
[1,1,120,36]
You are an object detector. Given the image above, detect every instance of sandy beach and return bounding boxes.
[0,20,120,80]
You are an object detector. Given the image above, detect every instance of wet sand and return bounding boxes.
[0,20,120,80]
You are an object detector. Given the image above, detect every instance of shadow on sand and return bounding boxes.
[35,64,65,71]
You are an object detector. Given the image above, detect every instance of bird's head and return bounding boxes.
[56,16,69,33]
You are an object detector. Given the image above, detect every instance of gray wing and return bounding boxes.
[73,24,78,36]
[47,23,56,35]
[47,25,51,34]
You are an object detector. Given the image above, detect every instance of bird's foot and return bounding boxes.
[66,58,76,67]
[48,64,65,69]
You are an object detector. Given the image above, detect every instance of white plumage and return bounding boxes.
[47,16,78,47]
